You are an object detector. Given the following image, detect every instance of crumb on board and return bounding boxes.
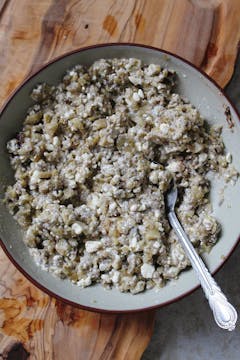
[224,105,234,129]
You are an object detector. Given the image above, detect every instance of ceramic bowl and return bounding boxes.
[0,44,240,312]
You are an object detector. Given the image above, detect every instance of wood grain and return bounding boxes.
[0,0,239,108]
[0,250,155,359]
[0,0,240,359]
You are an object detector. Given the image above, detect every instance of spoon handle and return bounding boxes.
[168,211,237,331]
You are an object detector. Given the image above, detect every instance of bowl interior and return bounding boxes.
[0,44,240,312]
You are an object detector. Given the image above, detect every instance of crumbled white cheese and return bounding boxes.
[72,222,84,235]
[146,64,161,76]
[77,276,92,287]
[85,241,102,253]
[167,161,182,173]
[133,92,140,102]
[141,263,155,279]
[129,75,142,86]
[30,170,40,185]
[138,89,144,99]
[159,123,170,135]
[149,170,159,184]
[112,271,120,283]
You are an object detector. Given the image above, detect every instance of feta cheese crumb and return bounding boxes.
[85,241,102,253]
[141,264,155,279]
[72,222,84,235]
[133,92,140,102]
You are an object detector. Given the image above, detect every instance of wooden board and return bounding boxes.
[0,0,240,359]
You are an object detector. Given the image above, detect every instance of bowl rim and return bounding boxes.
[0,42,240,313]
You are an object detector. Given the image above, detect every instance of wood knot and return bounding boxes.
[55,300,83,328]
[0,298,44,342]
[135,13,146,32]
[1,342,29,360]
[207,42,218,59]
[103,15,118,36]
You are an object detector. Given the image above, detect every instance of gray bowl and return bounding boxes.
[0,44,240,312]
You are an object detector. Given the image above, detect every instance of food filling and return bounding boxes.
[5,58,238,294]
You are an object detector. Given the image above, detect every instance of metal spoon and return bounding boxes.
[166,184,237,331]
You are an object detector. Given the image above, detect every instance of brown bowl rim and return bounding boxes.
[0,42,240,313]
